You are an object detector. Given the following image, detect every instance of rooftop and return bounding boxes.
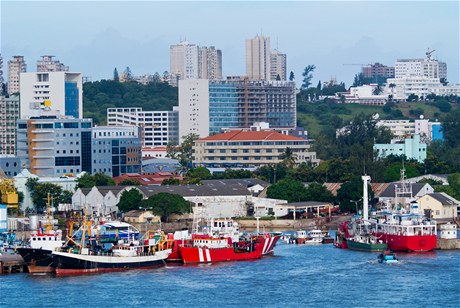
[198,130,305,142]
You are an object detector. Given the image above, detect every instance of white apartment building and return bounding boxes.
[0,54,3,94]
[193,130,319,168]
[270,50,287,81]
[7,56,27,95]
[395,58,447,79]
[36,55,68,72]
[199,46,222,81]
[0,95,20,155]
[385,76,444,100]
[170,41,200,87]
[246,35,271,81]
[20,71,83,118]
[178,79,210,138]
[377,119,442,142]
[107,107,179,147]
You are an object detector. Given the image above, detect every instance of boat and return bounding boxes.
[334,222,348,249]
[167,218,280,263]
[321,230,334,244]
[291,229,324,245]
[16,194,65,273]
[378,251,399,264]
[52,219,171,276]
[346,234,388,252]
[95,221,140,243]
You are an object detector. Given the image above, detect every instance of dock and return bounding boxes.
[0,254,26,274]
[436,238,460,250]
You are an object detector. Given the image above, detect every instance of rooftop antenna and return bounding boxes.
[276,36,279,50]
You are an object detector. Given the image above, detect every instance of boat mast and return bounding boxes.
[362,175,371,222]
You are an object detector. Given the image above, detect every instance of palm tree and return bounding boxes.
[279,147,297,168]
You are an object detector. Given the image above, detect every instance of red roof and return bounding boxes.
[198,130,304,142]
[114,172,182,185]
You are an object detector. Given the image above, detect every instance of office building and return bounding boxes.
[170,41,200,86]
[7,56,27,95]
[0,95,20,155]
[36,55,68,72]
[270,50,287,81]
[92,126,142,177]
[20,71,83,118]
[395,51,447,80]
[193,130,319,169]
[107,107,179,147]
[179,79,296,138]
[16,116,93,177]
[246,35,270,81]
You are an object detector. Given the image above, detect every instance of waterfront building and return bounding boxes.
[270,50,287,81]
[16,116,93,177]
[192,130,319,169]
[416,192,459,220]
[246,35,270,81]
[36,55,68,72]
[377,119,443,142]
[7,56,27,95]
[373,134,427,163]
[107,107,179,147]
[91,126,142,177]
[378,182,434,206]
[72,186,127,216]
[20,71,83,118]
[0,95,20,155]
[179,79,296,138]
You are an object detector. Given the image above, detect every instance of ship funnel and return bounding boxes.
[362,175,371,221]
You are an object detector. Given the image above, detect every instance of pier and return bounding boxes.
[0,254,26,274]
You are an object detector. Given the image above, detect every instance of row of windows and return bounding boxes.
[56,168,80,174]
[56,149,79,154]
[204,141,306,146]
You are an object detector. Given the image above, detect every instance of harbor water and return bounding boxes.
[1,238,459,307]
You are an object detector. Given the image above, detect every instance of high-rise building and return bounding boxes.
[7,56,27,95]
[270,50,287,81]
[179,79,296,138]
[246,35,270,81]
[0,54,3,94]
[362,62,394,80]
[395,51,447,80]
[16,116,142,177]
[20,71,83,118]
[37,55,68,72]
[0,95,20,155]
[107,107,179,147]
[199,46,222,81]
[170,42,200,87]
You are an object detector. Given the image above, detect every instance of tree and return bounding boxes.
[213,169,254,180]
[179,133,200,167]
[279,147,297,168]
[266,179,308,203]
[117,189,144,213]
[76,173,115,188]
[373,85,383,95]
[76,173,96,188]
[113,68,119,82]
[441,108,460,148]
[185,167,212,183]
[289,71,295,81]
[305,182,334,202]
[123,67,133,81]
[336,177,374,213]
[352,73,365,87]
[141,192,191,221]
[25,178,70,212]
[162,71,169,81]
[118,179,141,186]
[166,141,180,159]
[440,77,449,86]
[162,177,181,185]
[276,74,281,81]
[301,65,316,89]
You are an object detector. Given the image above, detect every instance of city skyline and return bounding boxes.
[1,1,459,87]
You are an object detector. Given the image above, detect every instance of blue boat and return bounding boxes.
[378,251,399,264]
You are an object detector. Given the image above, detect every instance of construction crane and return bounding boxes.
[0,166,18,208]
[426,48,436,61]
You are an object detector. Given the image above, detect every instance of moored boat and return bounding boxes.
[346,234,388,252]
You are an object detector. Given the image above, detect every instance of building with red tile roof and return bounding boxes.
[193,130,319,168]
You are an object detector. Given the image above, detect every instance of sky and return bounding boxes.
[1,1,459,87]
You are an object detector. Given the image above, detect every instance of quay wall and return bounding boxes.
[436,238,460,250]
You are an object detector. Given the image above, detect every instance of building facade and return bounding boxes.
[374,134,427,163]
[170,41,199,87]
[270,50,287,81]
[7,56,27,95]
[377,119,443,142]
[199,46,222,81]
[385,76,445,100]
[416,193,459,219]
[107,107,179,147]
[362,62,395,80]
[91,126,142,177]
[193,130,319,169]
[16,116,93,177]
[179,79,297,138]
[36,55,68,72]
[20,71,83,118]
[246,35,270,81]
[0,95,20,155]
[395,58,447,80]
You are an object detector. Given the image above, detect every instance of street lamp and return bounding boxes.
[350,199,362,214]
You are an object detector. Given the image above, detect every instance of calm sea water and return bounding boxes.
[1,236,459,307]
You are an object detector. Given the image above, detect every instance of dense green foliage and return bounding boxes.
[117,189,144,213]
[76,173,115,188]
[117,179,142,186]
[25,178,72,212]
[83,80,177,125]
[266,179,334,203]
[141,192,192,221]
[336,177,374,212]
[434,173,460,200]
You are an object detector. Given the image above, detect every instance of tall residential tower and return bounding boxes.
[7,56,27,95]
[246,35,271,81]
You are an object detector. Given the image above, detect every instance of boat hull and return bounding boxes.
[255,235,281,255]
[179,246,262,264]
[346,240,388,252]
[375,233,436,252]
[52,249,170,276]
[16,248,55,273]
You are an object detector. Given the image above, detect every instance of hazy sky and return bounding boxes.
[2,1,459,87]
